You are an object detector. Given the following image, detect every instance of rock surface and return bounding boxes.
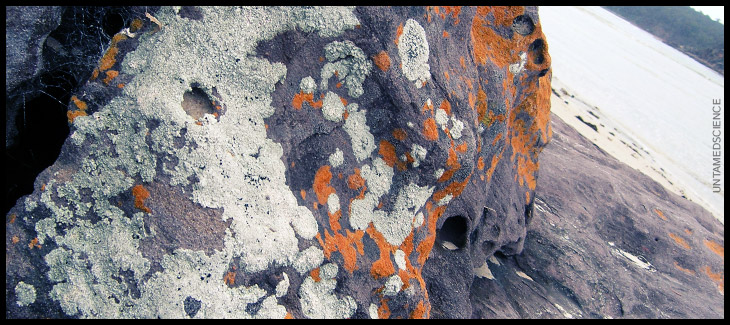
[7,6,549,318]
[466,114,724,318]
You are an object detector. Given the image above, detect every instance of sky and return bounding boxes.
[691,6,724,24]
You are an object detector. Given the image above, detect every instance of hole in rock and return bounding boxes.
[5,70,74,217]
[437,215,468,250]
[181,85,217,120]
[511,15,535,36]
[528,39,546,65]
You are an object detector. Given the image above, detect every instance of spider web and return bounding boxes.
[4,6,155,217]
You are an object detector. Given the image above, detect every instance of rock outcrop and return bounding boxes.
[5,6,552,318]
[468,113,724,318]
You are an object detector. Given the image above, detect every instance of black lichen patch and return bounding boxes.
[178,6,203,21]
[183,296,202,317]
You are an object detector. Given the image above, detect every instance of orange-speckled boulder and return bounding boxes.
[6,6,551,318]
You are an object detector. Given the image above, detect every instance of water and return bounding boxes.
[539,6,724,222]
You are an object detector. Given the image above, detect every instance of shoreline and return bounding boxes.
[548,76,723,224]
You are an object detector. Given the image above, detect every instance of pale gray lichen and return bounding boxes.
[327,193,341,215]
[294,246,325,275]
[15,281,36,307]
[435,108,448,130]
[320,40,372,98]
[299,76,317,94]
[369,303,379,319]
[450,116,465,139]
[322,91,345,122]
[509,51,527,75]
[275,273,290,298]
[410,143,427,168]
[343,104,377,162]
[33,6,361,318]
[397,19,431,88]
[292,6,360,38]
[349,157,433,246]
[382,274,403,296]
[299,263,357,319]
[394,249,407,270]
[328,147,344,167]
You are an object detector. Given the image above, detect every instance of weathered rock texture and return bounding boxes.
[5,6,552,318]
[474,114,723,318]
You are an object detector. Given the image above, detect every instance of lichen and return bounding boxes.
[15,281,36,307]
[320,40,372,98]
[298,263,357,319]
[299,76,317,94]
[322,91,345,122]
[328,148,344,168]
[343,104,377,162]
[29,6,362,318]
[397,19,431,88]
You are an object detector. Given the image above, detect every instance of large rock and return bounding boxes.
[5,6,551,318]
[468,114,724,318]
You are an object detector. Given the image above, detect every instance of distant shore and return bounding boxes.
[548,76,723,224]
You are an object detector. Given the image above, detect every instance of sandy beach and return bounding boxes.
[548,76,722,223]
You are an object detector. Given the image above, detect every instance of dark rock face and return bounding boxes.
[6,6,552,318]
[5,6,64,93]
[468,114,724,318]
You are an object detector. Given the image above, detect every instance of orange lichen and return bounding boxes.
[313,165,335,205]
[373,51,392,72]
[223,271,236,286]
[98,45,119,71]
[460,56,466,69]
[703,239,724,259]
[653,208,667,220]
[410,300,427,319]
[292,91,323,110]
[336,82,342,88]
[442,30,450,38]
[28,237,41,250]
[702,265,724,294]
[12,236,20,244]
[455,142,467,154]
[392,128,407,141]
[320,228,365,273]
[668,233,691,250]
[310,268,321,282]
[471,7,533,70]
[367,224,395,279]
[132,184,151,213]
[103,70,119,85]
[378,298,391,319]
[117,83,125,88]
[300,189,307,200]
[674,261,696,275]
[477,156,485,170]
[394,23,404,45]
[129,18,144,32]
[284,312,294,319]
[379,140,398,167]
[433,175,471,204]
[348,168,365,190]
[422,118,439,141]
[71,95,88,110]
[9,213,16,224]
[440,99,452,115]
[67,110,88,124]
